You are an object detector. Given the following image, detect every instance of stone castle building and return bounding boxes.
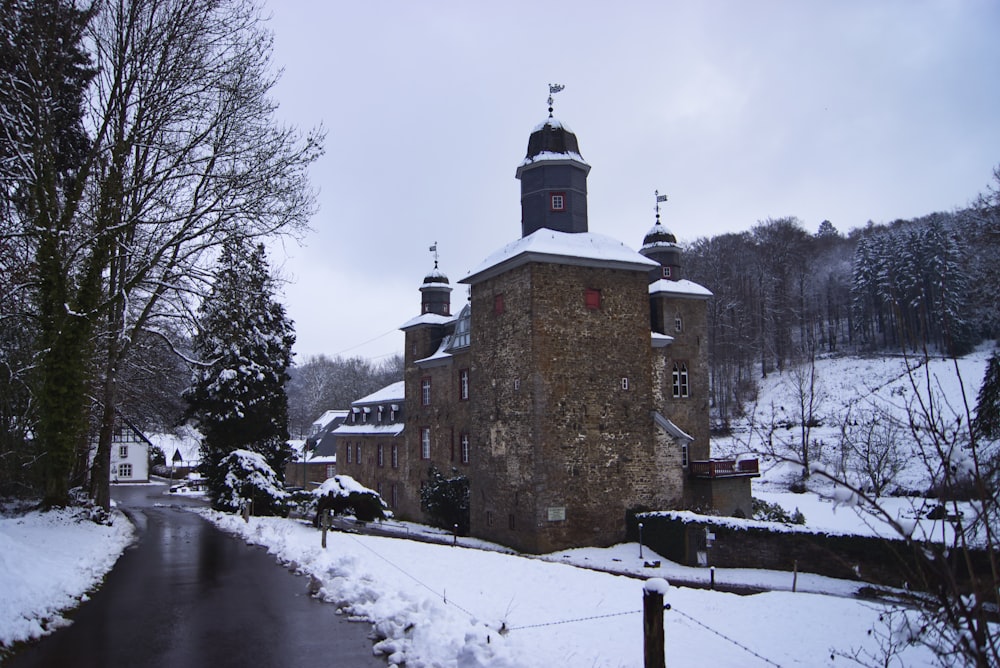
[333,105,757,554]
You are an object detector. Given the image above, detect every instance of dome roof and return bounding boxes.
[524,117,584,161]
[641,221,678,250]
[422,265,450,286]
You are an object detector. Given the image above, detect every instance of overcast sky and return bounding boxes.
[261,0,1000,362]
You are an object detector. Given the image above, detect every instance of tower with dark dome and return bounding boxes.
[515,91,591,237]
[419,261,451,316]
[639,195,684,283]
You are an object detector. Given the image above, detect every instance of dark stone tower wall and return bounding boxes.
[518,163,589,237]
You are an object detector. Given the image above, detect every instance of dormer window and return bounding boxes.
[550,192,566,211]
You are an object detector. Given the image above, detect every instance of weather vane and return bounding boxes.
[547,83,565,117]
[428,241,439,268]
[655,190,668,224]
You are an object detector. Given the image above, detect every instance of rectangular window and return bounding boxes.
[119,445,128,459]
[346,442,352,464]
[377,444,384,467]
[514,378,520,391]
[550,192,566,211]
[377,406,384,423]
[391,444,399,468]
[421,377,432,406]
[486,510,494,527]
[390,404,399,421]
[681,442,689,468]
[461,433,470,464]
[672,361,690,398]
[421,427,431,459]
[459,369,470,401]
[494,293,505,315]
[118,463,132,478]
[662,266,671,279]
[361,407,369,423]
[326,464,335,478]
[621,377,629,391]
[675,315,683,332]
[584,288,601,310]
[355,443,362,465]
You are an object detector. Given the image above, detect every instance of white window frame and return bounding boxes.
[461,433,470,464]
[421,428,431,460]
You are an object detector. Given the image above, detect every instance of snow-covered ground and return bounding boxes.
[2,348,994,665]
[0,503,133,651]
[200,509,938,667]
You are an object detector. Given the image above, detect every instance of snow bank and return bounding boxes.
[198,510,940,667]
[0,507,134,648]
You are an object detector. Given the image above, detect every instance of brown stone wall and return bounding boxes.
[400,324,473,525]
[470,261,664,553]
[651,294,711,461]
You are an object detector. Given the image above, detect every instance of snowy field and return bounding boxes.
[0,503,133,650]
[200,509,937,668]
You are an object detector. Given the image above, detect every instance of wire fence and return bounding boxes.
[337,527,785,666]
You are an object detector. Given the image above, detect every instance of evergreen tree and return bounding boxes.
[186,239,295,512]
[973,352,1000,441]
[0,0,97,505]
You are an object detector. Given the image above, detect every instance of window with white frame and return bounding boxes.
[421,378,432,406]
[119,445,128,458]
[459,369,470,401]
[672,361,689,398]
[326,464,335,478]
[377,444,384,467]
[421,427,431,459]
[118,463,132,478]
[461,433,470,464]
[355,443,361,464]
[675,315,683,332]
[346,443,352,464]
[681,442,689,468]
[391,444,399,468]
[550,192,566,211]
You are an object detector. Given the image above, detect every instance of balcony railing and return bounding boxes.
[689,458,759,478]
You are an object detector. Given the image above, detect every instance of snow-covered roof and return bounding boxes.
[399,312,455,331]
[649,278,713,299]
[312,409,348,431]
[461,229,658,285]
[652,412,694,443]
[518,150,589,169]
[353,380,405,406]
[333,423,405,436]
[146,427,201,464]
[651,332,674,348]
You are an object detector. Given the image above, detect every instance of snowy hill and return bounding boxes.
[711,345,996,541]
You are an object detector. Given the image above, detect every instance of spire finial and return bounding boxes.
[654,190,668,224]
[429,241,439,269]
[547,83,565,117]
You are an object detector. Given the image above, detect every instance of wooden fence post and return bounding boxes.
[321,509,331,548]
[643,578,669,668]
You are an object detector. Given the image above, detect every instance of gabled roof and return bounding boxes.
[461,229,658,285]
[352,381,405,405]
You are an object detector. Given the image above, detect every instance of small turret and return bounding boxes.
[639,192,682,282]
[420,244,451,316]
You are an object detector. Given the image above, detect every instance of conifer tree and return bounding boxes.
[973,352,1000,441]
[185,238,295,512]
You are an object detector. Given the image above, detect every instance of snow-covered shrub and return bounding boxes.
[752,497,806,525]
[216,449,289,516]
[420,466,469,534]
[313,475,387,524]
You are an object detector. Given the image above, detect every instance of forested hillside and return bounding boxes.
[685,167,1000,427]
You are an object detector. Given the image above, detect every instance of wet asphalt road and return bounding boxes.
[6,483,383,668]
